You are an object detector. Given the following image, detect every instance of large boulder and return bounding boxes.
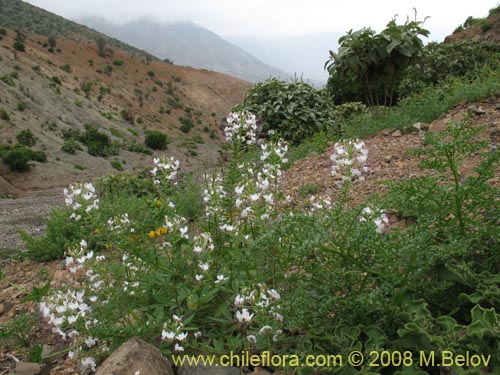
[95,338,174,375]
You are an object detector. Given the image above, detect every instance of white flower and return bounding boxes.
[195,274,204,281]
[234,295,245,306]
[259,325,273,334]
[174,343,184,352]
[80,357,96,372]
[215,274,228,284]
[247,335,257,343]
[162,330,176,340]
[194,331,202,338]
[198,262,209,271]
[236,309,254,322]
[176,332,188,341]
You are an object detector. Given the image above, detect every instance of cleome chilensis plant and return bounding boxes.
[24,111,500,374]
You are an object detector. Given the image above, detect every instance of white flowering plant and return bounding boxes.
[14,115,499,374]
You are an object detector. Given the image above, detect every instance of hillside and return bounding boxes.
[0,25,251,196]
[445,7,500,43]
[78,17,290,83]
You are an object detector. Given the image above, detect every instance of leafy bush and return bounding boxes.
[325,16,429,107]
[13,41,25,52]
[16,129,36,147]
[398,42,500,98]
[0,108,10,121]
[179,116,194,133]
[2,147,46,172]
[235,79,340,143]
[79,125,118,157]
[147,70,155,77]
[110,159,124,171]
[112,60,123,66]
[0,74,15,87]
[145,130,169,150]
[59,64,71,73]
[61,139,82,154]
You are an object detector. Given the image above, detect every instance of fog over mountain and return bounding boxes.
[227,33,343,85]
[79,17,291,83]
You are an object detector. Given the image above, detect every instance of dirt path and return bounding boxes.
[0,188,63,257]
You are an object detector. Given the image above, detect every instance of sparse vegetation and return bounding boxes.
[110,159,124,171]
[59,64,71,73]
[61,139,82,154]
[0,108,10,121]
[16,129,36,147]
[79,124,118,157]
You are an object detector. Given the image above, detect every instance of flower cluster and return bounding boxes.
[224,111,258,146]
[161,315,189,352]
[360,206,389,233]
[330,139,369,182]
[233,285,283,344]
[151,156,180,186]
[64,183,99,221]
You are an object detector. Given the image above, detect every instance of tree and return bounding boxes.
[325,11,429,107]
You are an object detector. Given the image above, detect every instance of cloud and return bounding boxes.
[26,0,493,39]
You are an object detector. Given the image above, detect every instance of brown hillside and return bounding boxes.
[0,29,251,196]
[445,11,500,43]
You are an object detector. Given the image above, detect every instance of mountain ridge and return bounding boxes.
[78,17,290,83]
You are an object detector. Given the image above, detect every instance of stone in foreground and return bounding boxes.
[95,338,174,375]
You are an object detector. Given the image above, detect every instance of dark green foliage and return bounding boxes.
[0,28,6,36]
[398,42,500,98]
[0,74,16,87]
[59,64,71,73]
[20,208,82,261]
[126,142,152,155]
[79,124,117,157]
[13,41,25,52]
[235,79,339,144]
[61,139,82,154]
[51,76,62,85]
[0,108,10,121]
[80,80,93,98]
[104,65,113,76]
[481,21,492,32]
[110,159,124,171]
[112,60,123,66]
[16,129,36,147]
[147,70,155,78]
[16,102,26,111]
[145,130,169,150]
[2,147,46,172]
[326,15,429,107]
[179,116,194,133]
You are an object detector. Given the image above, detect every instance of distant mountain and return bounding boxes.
[227,33,344,86]
[78,17,290,83]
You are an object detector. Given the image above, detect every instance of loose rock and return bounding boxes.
[95,338,174,375]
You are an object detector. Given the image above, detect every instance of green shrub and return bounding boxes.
[16,102,26,111]
[13,41,25,52]
[51,76,62,85]
[179,116,194,134]
[0,109,10,121]
[2,147,46,172]
[236,79,340,143]
[110,159,124,171]
[59,64,71,73]
[112,60,124,66]
[481,21,492,32]
[20,209,83,261]
[147,70,155,77]
[16,129,36,147]
[0,74,15,87]
[398,42,500,98]
[145,130,168,150]
[79,125,117,157]
[0,28,6,36]
[61,139,82,154]
[120,109,134,124]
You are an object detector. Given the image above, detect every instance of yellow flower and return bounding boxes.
[149,230,156,239]
[155,200,162,207]
[94,228,101,234]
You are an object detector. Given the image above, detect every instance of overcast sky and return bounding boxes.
[26,0,495,41]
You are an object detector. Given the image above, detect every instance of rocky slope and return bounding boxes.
[0,27,251,197]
